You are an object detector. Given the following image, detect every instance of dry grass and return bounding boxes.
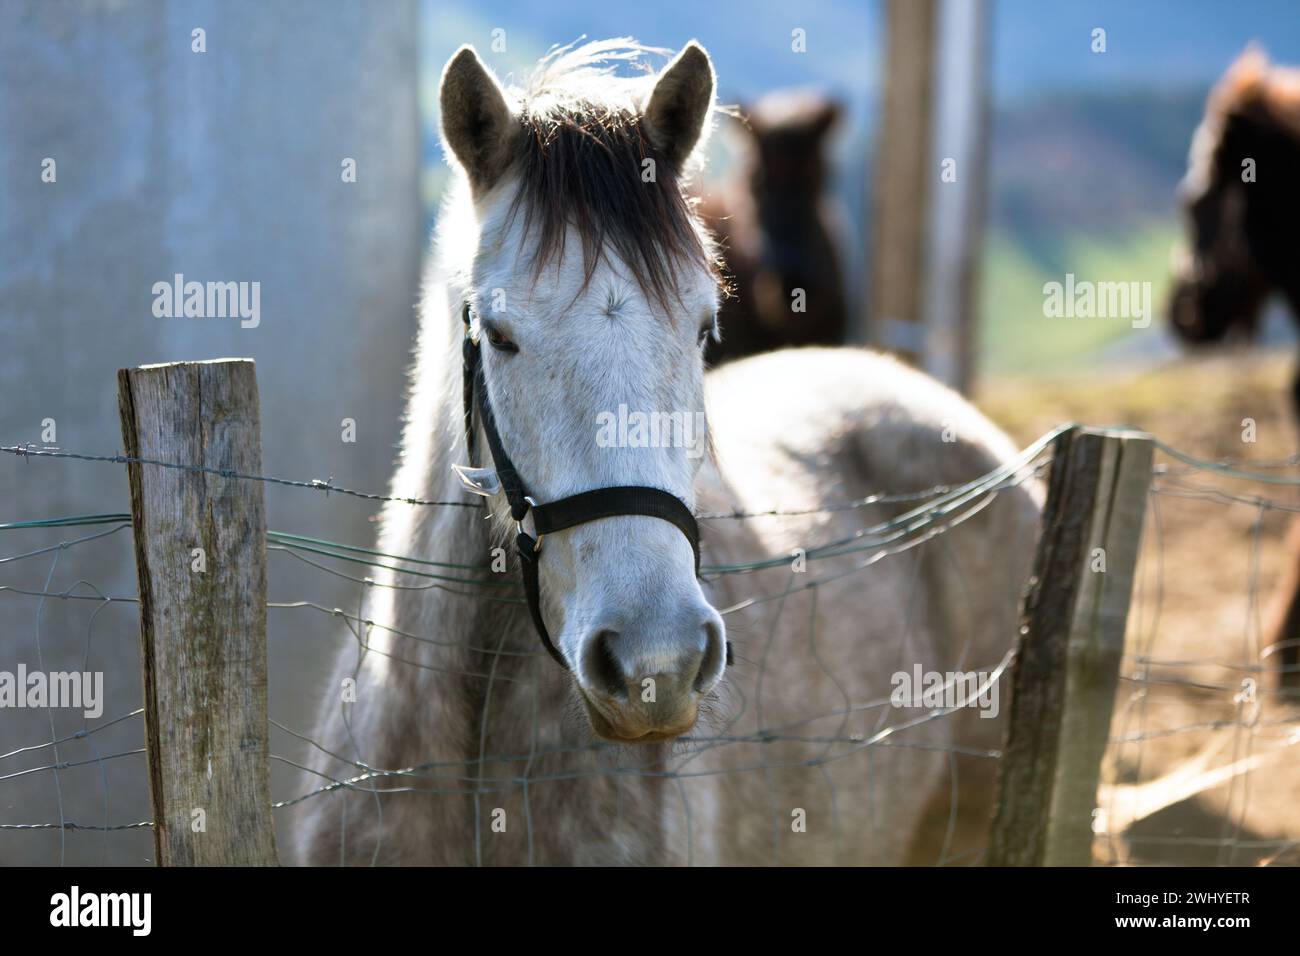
[978,349,1300,865]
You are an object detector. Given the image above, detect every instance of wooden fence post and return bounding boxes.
[867,0,936,365]
[987,425,1154,866]
[117,359,278,866]
[867,0,988,393]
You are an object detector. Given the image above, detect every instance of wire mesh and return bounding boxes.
[4,428,1297,865]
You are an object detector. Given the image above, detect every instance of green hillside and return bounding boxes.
[977,221,1182,376]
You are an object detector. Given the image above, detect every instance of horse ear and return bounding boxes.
[643,41,717,173]
[439,45,517,194]
[1230,43,1270,77]
[1212,44,1270,113]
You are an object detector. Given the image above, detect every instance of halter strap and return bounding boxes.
[532,487,700,573]
[460,302,721,671]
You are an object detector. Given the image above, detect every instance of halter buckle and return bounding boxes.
[518,496,543,552]
[462,302,479,345]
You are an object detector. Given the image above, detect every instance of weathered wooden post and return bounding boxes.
[867,0,935,365]
[117,359,278,866]
[867,0,989,393]
[987,425,1154,866]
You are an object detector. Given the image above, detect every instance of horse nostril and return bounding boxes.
[694,617,726,693]
[581,629,627,701]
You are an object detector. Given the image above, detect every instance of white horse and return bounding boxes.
[291,39,1041,865]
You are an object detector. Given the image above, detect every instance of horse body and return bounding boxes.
[291,41,1039,865]
[1170,47,1300,686]
[293,335,1037,866]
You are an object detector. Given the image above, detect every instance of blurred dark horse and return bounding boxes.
[1169,47,1300,687]
[701,91,848,363]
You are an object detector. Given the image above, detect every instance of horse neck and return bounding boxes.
[1269,129,1300,313]
[374,277,557,761]
[1230,109,1300,304]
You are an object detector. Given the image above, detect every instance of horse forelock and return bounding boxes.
[1181,54,1300,207]
[484,40,724,316]
[1205,50,1300,144]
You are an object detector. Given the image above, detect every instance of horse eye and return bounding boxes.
[698,315,718,347]
[485,325,518,353]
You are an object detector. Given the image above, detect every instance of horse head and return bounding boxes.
[438,40,727,741]
[1170,46,1300,345]
[739,91,842,330]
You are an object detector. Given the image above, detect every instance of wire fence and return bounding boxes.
[1096,442,1300,866]
[3,428,1298,865]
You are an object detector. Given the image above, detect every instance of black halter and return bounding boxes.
[460,302,726,671]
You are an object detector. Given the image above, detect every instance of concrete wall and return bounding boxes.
[0,0,422,864]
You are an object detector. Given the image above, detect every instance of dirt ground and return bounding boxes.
[978,348,1300,866]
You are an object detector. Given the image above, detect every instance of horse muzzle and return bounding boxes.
[1167,277,1217,343]
[579,692,701,743]
[572,611,726,741]
[1168,273,1263,346]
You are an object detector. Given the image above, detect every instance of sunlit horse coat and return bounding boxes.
[292,40,1041,866]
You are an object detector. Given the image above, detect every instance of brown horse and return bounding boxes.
[1169,47,1300,687]
[701,90,849,363]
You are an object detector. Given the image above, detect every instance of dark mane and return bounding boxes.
[1207,47,1300,139]
[500,46,720,313]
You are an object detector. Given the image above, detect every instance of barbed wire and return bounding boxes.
[3,426,1299,865]
[0,443,480,509]
[1154,441,1300,485]
[1,432,1059,522]
[0,467,1047,584]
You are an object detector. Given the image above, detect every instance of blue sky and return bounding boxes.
[422,0,1300,117]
